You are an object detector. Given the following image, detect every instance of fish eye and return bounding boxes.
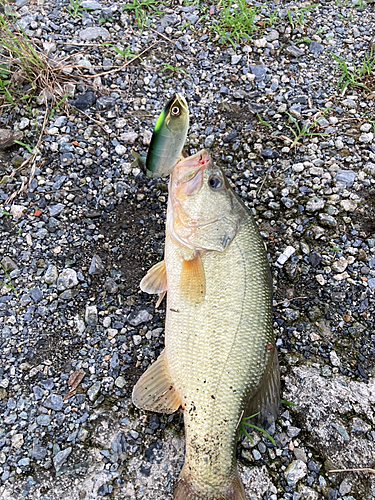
[171,105,181,116]
[208,175,223,190]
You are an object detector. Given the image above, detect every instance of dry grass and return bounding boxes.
[0,1,80,202]
[0,5,76,110]
[328,468,375,474]
[0,1,156,203]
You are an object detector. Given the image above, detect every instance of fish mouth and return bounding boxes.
[175,93,188,113]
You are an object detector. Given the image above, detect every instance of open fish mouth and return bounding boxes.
[176,93,188,112]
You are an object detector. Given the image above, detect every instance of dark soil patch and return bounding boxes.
[96,198,165,292]
[218,101,256,124]
[353,189,375,236]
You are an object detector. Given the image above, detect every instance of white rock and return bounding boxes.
[332,257,348,273]
[115,118,127,129]
[284,460,307,486]
[133,335,142,345]
[330,350,341,367]
[10,205,27,218]
[359,132,373,143]
[115,145,127,155]
[120,132,138,144]
[12,434,24,449]
[276,246,296,266]
[143,129,152,146]
[103,317,111,328]
[315,274,326,286]
[107,328,118,340]
[340,199,357,211]
[43,42,56,53]
[18,118,30,130]
[254,38,267,48]
[292,163,304,172]
[306,197,325,212]
[360,123,372,132]
[333,272,349,281]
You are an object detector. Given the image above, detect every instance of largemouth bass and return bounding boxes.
[133,93,189,178]
[133,150,279,499]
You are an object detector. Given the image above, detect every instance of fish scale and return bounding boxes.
[133,150,279,499]
[165,214,274,495]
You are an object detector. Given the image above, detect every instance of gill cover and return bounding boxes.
[168,150,245,253]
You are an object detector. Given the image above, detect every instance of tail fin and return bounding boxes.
[130,150,146,170]
[174,467,246,500]
[130,150,160,178]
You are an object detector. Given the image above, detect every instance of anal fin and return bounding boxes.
[132,350,181,414]
[180,252,205,304]
[140,260,167,294]
[243,345,280,429]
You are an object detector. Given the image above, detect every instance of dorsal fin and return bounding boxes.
[243,345,280,428]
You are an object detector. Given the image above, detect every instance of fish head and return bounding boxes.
[169,150,245,252]
[155,93,189,135]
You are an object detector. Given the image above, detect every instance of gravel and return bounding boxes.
[0,0,374,499]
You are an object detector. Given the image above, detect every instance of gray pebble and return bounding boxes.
[79,27,110,41]
[49,204,65,217]
[36,414,51,426]
[249,64,267,81]
[29,445,47,460]
[205,135,214,148]
[53,447,72,470]
[89,254,105,275]
[44,265,58,284]
[128,309,152,326]
[43,394,63,411]
[30,287,43,303]
[81,0,101,9]
[57,269,78,291]
[335,169,356,187]
[87,381,101,401]
[284,460,307,486]
[85,305,98,327]
[309,42,324,54]
[33,386,44,400]
[1,256,18,272]
[104,278,119,293]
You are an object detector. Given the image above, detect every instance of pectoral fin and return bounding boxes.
[140,260,167,294]
[180,253,205,304]
[132,350,181,414]
[242,345,280,428]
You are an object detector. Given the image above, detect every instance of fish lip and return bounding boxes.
[175,92,188,113]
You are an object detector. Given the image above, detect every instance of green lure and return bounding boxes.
[133,93,189,178]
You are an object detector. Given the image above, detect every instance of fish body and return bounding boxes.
[133,150,279,499]
[138,93,189,178]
